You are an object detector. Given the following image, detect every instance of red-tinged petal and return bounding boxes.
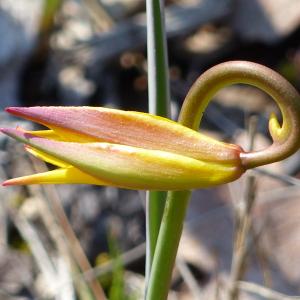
[0,128,244,190]
[5,106,242,163]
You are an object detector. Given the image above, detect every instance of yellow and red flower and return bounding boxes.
[1,106,245,190]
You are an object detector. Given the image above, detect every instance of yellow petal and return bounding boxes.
[25,145,71,168]
[26,129,65,141]
[2,167,112,186]
[1,128,244,190]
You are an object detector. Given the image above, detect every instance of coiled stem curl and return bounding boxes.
[179,61,300,169]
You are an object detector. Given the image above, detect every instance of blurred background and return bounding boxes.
[1,0,300,299]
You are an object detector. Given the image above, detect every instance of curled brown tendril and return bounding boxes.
[178,61,300,169]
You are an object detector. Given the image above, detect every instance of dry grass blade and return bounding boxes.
[176,258,203,299]
[7,206,59,296]
[253,168,300,187]
[238,281,300,300]
[227,175,256,300]
[226,116,258,300]
[82,0,115,31]
[30,157,107,300]
[82,242,146,280]
[0,165,8,249]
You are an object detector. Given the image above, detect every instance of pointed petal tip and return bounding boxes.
[2,180,14,187]
[5,107,38,119]
[3,179,35,186]
[2,176,36,186]
[0,127,11,134]
[4,107,13,113]
[5,107,22,114]
[3,175,32,186]
[0,127,20,136]
[4,107,67,127]
[1,127,26,135]
[0,128,36,146]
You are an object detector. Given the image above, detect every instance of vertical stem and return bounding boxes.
[145,0,170,281]
[146,0,170,116]
[145,61,300,299]
[145,191,167,280]
[40,0,61,34]
[146,191,191,300]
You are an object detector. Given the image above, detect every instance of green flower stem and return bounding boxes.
[146,0,170,281]
[146,0,170,116]
[40,0,61,34]
[145,191,167,279]
[146,191,191,300]
[146,61,300,300]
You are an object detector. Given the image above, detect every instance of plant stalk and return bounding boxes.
[146,60,300,299]
[145,0,170,282]
[146,191,191,300]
